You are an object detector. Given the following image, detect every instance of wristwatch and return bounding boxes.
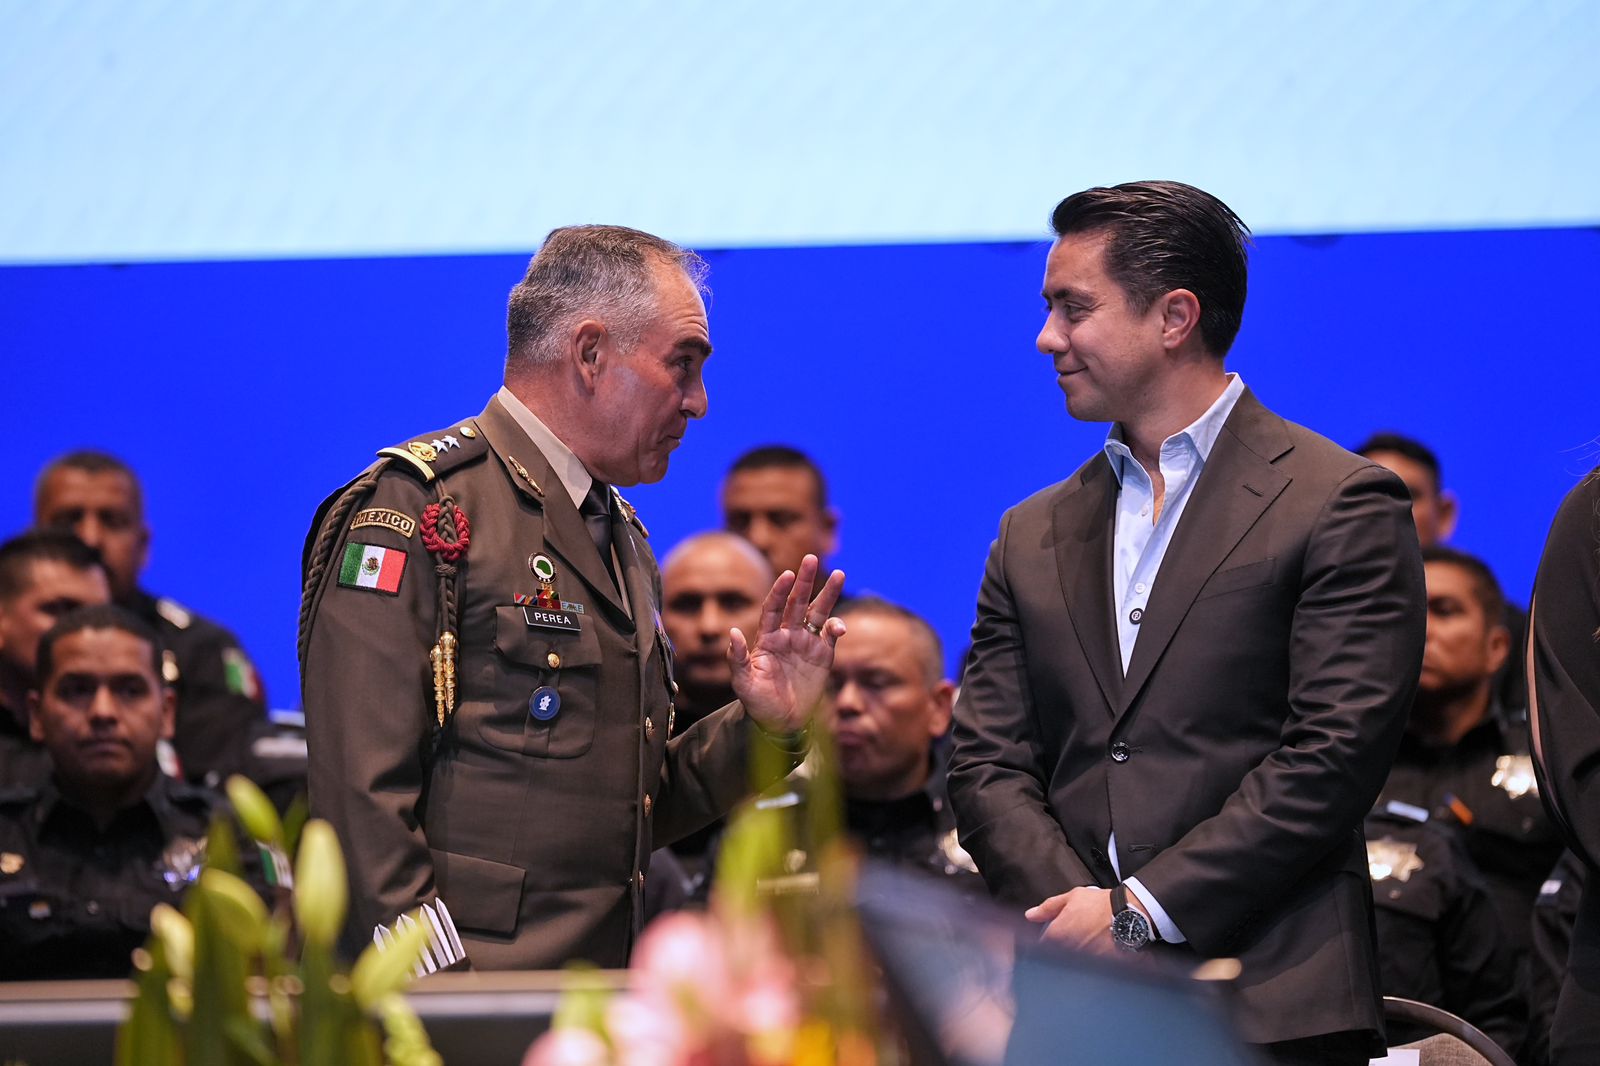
[1110,882,1155,952]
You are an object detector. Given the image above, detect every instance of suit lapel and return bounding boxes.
[475,399,629,618]
[1118,390,1292,713]
[1053,456,1122,716]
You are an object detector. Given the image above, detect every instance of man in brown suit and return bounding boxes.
[300,225,844,970]
[947,182,1426,1064]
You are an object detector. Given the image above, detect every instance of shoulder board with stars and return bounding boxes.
[378,421,489,483]
[613,489,649,538]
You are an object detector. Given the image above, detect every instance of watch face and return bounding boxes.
[1111,907,1151,951]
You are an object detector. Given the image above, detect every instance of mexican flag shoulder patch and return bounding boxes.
[339,542,407,595]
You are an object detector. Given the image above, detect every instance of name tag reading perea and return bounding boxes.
[523,606,581,633]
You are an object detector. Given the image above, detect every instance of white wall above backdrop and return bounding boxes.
[2,0,1596,263]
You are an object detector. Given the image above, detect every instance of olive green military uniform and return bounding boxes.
[301,395,777,969]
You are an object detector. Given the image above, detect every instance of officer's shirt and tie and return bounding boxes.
[1100,371,1247,945]
[498,386,630,611]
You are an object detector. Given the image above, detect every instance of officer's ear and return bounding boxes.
[1485,622,1511,676]
[570,319,610,393]
[159,684,176,741]
[928,679,956,739]
[26,689,43,745]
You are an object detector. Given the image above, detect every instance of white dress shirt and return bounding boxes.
[1102,372,1246,944]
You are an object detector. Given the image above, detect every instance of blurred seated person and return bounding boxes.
[1380,546,1562,963]
[0,605,224,980]
[34,450,268,786]
[658,531,772,900]
[1356,431,1525,711]
[721,445,839,582]
[1529,851,1586,1066]
[0,532,111,788]
[1365,799,1525,1056]
[821,596,981,891]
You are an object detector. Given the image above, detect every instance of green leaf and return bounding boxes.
[224,1013,279,1066]
[116,942,179,1066]
[200,868,270,953]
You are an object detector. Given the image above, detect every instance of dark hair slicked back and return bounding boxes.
[727,444,829,509]
[1422,545,1507,629]
[0,531,105,601]
[1050,180,1251,357]
[35,603,164,686]
[1355,432,1443,492]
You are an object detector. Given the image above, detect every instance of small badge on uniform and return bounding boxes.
[1367,836,1424,883]
[1492,754,1538,800]
[530,686,561,721]
[523,605,581,633]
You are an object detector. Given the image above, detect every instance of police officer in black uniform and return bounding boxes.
[1381,547,1562,961]
[823,597,982,893]
[0,605,221,980]
[34,451,271,787]
[1365,799,1525,1056]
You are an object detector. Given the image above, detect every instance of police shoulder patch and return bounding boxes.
[155,597,195,631]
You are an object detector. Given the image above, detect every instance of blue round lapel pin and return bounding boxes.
[529,686,561,721]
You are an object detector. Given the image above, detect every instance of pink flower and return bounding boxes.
[522,1026,610,1066]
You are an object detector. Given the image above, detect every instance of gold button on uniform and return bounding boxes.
[459,424,477,438]
[645,717,655,737]
[643,795,653,816]
[546,652,561,669]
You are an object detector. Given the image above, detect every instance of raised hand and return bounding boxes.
[728,554,846,733]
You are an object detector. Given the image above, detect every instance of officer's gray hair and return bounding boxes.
[504,225,708,373]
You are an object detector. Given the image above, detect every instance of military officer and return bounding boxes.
[34,450,270,786]
[0,605,219,980]
[300,224,845,970]
[1381,546,1563,961]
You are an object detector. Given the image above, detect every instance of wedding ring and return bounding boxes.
[802,620,823,636]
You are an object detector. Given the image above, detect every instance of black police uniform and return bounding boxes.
[0,707,48,790]
[1528,851,1586,1066]
[843,768,985,895]
[1365,801,1526,1057]
[0,774,218,980]
[128,589,268,786]
[1382,703,1564,960]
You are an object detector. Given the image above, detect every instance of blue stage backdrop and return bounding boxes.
[3,227,1597,709]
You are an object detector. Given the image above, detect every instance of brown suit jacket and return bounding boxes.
[948,388,1425,1046]
[302,396,764,969]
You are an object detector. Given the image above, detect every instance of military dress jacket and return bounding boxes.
[948,388,1426,1048]
[301,396,764,970]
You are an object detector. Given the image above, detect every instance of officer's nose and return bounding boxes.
[87,682,119,725]
[75,515,103,549]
